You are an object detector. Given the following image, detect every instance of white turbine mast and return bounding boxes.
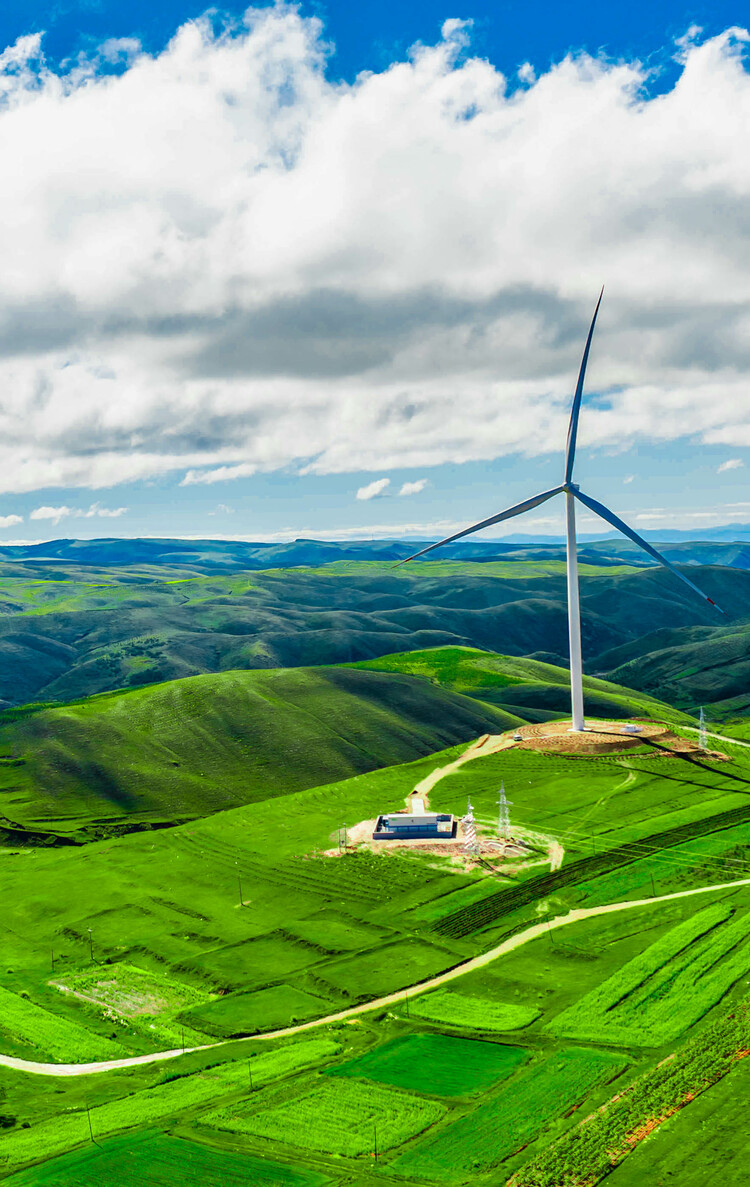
[699,706,707,749]
[398,290,725,731]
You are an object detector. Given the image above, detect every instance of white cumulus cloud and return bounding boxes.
[399,479,428,496]
[30,503,127,524]
[0,513,22,528]
[181,464,257,486]
[717,458,743,472]
[0,14,747,494]
[356,477,390,501]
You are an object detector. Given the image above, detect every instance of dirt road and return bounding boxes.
[3,874,749,1077]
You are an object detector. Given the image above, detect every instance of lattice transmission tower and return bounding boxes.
[497,782,513,841]
[462,797,480,856]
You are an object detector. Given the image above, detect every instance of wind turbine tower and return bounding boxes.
[399,291,724,730]
[497,782,512,842]
[699,706,707,750]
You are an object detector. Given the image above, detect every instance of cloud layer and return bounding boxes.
[0,12,749,493]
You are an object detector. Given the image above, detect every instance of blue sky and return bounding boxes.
[0,2,748,543]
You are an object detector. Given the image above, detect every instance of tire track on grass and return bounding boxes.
[2,875,750,1077]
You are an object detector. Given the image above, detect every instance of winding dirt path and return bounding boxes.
[3,875,750,1078]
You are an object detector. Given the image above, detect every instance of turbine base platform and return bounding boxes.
[507,719,727,758]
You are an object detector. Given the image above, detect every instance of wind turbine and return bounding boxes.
[399,290,724,732]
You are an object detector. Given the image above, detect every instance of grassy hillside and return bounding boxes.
[0,558,746,707]
[0,664,523,833]
[0,647,695,835]
[600,621,750,717]
[353,647,694,725]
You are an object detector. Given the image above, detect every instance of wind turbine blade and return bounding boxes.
[564,287,604,485]
[573,488,725,614]
[397,486,564,565]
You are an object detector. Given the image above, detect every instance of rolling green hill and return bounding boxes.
[353,647,695,725]
[0,664,523,835]
[599,622,750,718]
[0,648,693,838]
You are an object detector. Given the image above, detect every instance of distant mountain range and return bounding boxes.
[4,533,750,573]
[0,552,747,713]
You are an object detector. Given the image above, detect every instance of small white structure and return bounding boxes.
[699,707,708,749]
[622,724,641,735]
[462,798,480,856]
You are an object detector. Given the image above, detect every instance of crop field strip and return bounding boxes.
[434,800,750,937]
[549,900,750,1045]
[0,984,124,1064]
[206,1076,447,1158]
[3,1132,332,1186]
[404,989,540,1032]
[325,1033,529,1096]
[604,1055,750,1186]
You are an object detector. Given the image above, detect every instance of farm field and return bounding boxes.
[0,983,124,1063]
[326,1033,528,1095]
[181,986,333,1037]
[405,989,540,1031]
[392,1047,626,1179]
[0,1039,340,1174]
[4,1131,331,1186]
[605,1054,750,1187]
[549,900,750,1044]
[206,1078,446,1157]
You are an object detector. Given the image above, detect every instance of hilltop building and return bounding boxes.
[373,812,455,840]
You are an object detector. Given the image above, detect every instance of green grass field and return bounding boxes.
[326,1034,528,1095]
[354,647,693,725]
[3,634,750,1184]
[207,1077,446,1157]
[4,1131,331,1186]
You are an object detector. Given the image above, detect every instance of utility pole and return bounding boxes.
[248,1060,253,1092]
[547,919,555,945]
[237,873,243,908]
[50,947,54,974]
[86,1102,95,1145]
[373,1118,378,1161]
[87,928,94,963]
[181,1026,185,1053]
[650,873,656,898]
[404,989,409,1018]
